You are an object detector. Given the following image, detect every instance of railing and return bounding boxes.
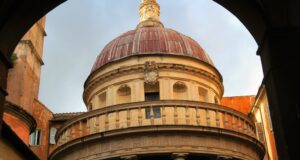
[56,100,256,146]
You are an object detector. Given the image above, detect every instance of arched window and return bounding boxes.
[173,81,188,100]
[117,84,131,104]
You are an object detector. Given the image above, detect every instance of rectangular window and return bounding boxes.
[145,92,160,101]
[29,129,41,146]
[145,107,161,119]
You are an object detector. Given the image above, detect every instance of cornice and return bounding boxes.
[85,54,223,87]
[4,101,37,133]
[51,125,265,160]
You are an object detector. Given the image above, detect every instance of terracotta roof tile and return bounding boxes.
[52,112,85,121]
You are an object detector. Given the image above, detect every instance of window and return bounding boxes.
[30,129,41,146]
[49,127,57,144]
[144,82,160,101]
[145,92,160,101]
[145,107,161,119]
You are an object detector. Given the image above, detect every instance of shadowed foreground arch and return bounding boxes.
[0,0,299,159]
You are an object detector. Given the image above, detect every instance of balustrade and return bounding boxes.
[56,100,256,146]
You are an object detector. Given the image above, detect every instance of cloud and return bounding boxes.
[40,0,263,113]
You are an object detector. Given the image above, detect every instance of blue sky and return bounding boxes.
[40,0,263,113]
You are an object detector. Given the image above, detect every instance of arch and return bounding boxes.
[0,0,267,61]
[116,84,131,104]
[1,1,299,159]
[173,81,188,100]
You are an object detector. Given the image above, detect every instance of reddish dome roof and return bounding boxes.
[91,27,214,72]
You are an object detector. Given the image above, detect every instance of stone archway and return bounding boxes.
[0,1,299,159]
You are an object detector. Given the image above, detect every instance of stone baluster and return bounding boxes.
[243,120,247,133]
[206,109,210,126]
[174,106,178,124]
[127,109,131,127]
[79,121,83,137]
[232,115,236,130]
[224,112,229,128]
[162,106,166,124]
[237,117,241,131]
[185,106,190,125]
[66,129,70,142]
[95,116,100,132]
[172,153,188,160]
[86,118,90,134]
[105,113,109,130]
[196,107,201,125]
[138,107,142,126]
[71,124,75,140]
[216,110,220,127]
[150,106,154,125]
[116,110,120,129]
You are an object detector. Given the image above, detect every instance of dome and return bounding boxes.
[91,27,214,72]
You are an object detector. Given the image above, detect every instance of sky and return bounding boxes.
[39,0,263,113]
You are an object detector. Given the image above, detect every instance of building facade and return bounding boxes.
[2,1,278,160]
[49,0,264,160]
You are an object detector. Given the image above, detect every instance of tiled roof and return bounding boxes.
[52,112,85,121]
[91,27,214,72]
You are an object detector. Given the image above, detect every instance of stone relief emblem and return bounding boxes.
[144,61,158,85]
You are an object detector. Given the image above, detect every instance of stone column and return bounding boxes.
[120,155,137,160]
[172,153,188,160]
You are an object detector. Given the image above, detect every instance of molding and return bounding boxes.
[4,101,37,133]
[86,54,223,87]
[19,40,44,65]
[84,63,224,104]
[50,125,265,160]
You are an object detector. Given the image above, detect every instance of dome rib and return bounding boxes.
[91,27,214,72]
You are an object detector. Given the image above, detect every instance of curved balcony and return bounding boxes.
[51,101,265,160]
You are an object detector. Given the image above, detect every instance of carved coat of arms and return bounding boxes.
[144,61,158,85]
